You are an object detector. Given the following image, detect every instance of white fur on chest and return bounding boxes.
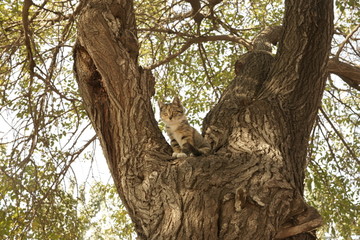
[172,130,185,147]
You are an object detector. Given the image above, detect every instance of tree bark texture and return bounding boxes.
[73,0,333,239]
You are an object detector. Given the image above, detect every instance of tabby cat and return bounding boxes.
[159,96,211,158]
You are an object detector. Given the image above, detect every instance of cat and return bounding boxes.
[158,96,211,158]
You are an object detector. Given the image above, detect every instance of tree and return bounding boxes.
[72,0,344,239]
[1,0,359,239]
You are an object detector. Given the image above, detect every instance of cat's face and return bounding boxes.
[159,97,186,124]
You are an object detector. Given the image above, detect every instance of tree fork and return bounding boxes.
[73,0,333,239]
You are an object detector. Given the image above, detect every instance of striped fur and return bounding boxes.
[159,96,211,158]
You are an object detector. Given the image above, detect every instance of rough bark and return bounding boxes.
[253,26,360,91]
[260,0,333,192]
[73,0,333,239]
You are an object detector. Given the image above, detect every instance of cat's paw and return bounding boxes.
[177,153,187,158]
[172,152,187,158]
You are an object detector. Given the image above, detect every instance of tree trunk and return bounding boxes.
[73,0,333,239]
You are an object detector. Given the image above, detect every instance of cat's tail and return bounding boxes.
[183,143,203,156]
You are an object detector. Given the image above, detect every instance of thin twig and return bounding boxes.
[22,0,36,76]
[335,23,360,59]
[319,107,359,164]
[138,27,194,37]
[146,35,251,70]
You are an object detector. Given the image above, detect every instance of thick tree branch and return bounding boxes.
[253,26,283,51]
[263,0,333,104]
[75,0,167,152]
[257,0,333,192]
[185,0,204,24]
[74,1,170,236]
[276,206,322,239]
[327,58,360,90]
[252,25,360,90]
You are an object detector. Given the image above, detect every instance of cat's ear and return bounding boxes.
[173,96,181,105]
